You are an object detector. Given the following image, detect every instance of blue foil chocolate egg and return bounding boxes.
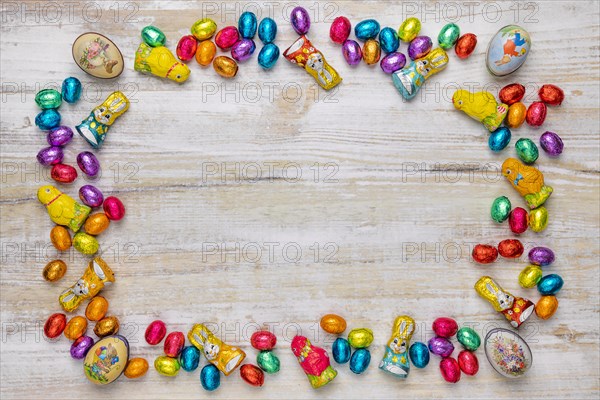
[537,274,564,295]
[258,43,280,69]
[200,364,220,391]
[355,19,380,41]
[258,17,277,44]
[180,346,201,372]
[35,109,61,130]
[379,27,399,53]
[349,348,371,374]
[238,11,258,39]
[61,77,82,103]
[409,342,430,368]
[332,337,351,364]
[488,127,512,152]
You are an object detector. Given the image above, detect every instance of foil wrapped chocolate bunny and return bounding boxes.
[283,35,342,90]
[59,257,115,312]
[379,315,415,377]
[76,91,129,149]
[291,335,337,389]
[475,276,534,328]
[187,324,245,376]
[392,47,448,100]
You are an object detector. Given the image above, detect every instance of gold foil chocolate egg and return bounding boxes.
[362,39,381,65]
[154,356,181,377]
[506,102,527,128]
[124,357,149,379]
[529,207,549,232]
[83,335,129,384]
[320,314,347,334]
[195,40,217,66]
[50,226,71,251]
[347,328,374,348]
[84,213,110,235]
[43,260,67,282]
[535,296,558,319]
[94,316,120,337]
[519,265,543,288]
[64,316,88,340]
[213,56,238,78]
[73,232,99,254]
[86,296,109,321]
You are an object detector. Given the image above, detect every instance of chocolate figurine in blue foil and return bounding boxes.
[76,91,129,148]
[392,48,448,100]
[379,315,415,377]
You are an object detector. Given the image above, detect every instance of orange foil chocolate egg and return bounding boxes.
[64,316,88,340]
[320,314,347,334]
[50,225,71,251]
[499,83,525,105]
[84,213,110,235]
[85,296,109,321]
[497,239,524,258]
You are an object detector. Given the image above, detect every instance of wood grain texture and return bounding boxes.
[1,0,599,398]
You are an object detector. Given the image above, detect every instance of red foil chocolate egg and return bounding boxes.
[498,239,524,258]
[499,83,525,105]
[176,35,198,61]
[432,317,458,338]
[145,320,167,345]
[538,84,564,106]
[44,313,67,338]
[250,330,277,351]
[440,357,461,383]
[526,102,547,127]
[457,350,479,375]
[472,244,498,264]
[164,331,185,357]
[240,364,264,387]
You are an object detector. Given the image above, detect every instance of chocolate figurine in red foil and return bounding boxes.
[291,335,337,389]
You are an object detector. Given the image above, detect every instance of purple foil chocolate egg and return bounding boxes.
[408,36,432,60]
[47,126,74,147]
[37,146,63,166]
[539,131,563,156]
[71,335,94,359]
[380,52,406,73]
[231,39,256,62]
[77,151,100,177]
[342,40,362,66]
[79,185,104,207]
[290,6,310,35]
[528,246,555,266]
[428,336,454,357]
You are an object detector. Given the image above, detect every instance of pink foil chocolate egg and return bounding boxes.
[509,207,529,234]
[215,26,239,49]
[145,320,167,345]
[432,317,458,338]
[440,357,461,383]
[457,350,479,375]
[250,330,277,350]
[526,102,547,127]
[103,196,125,221]
[176,35,198,61]
[164,331,185,357]
[330,16,351,44]
[51,164,78,184]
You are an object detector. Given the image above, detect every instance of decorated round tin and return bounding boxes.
[72,32,124,79]
[486,25,531,76]
[83,335,129,384]
[484,328,532,378]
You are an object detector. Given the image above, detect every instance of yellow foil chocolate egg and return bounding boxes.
[124,357,149,379]
[43,260,67,282]
[506,102,527,128]
[154,355,181,377]
[519,265,543,288]
[362,39,381,65]
[320,314,347,334]
[191,18,217,40]
[73,232,99,254]
[50,226,71,251]
[94,316,120,337]
[196,40,217,66]
[529,207,549,232]
[85,296,109,321]
[84,213,110,235]
[64,316,88,340]
[213,56,238,78]
[535,296,558,319]
[347,328,374,348]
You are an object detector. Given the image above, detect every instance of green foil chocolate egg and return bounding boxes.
[515,138,539,164]
[141,26,166,47]
[491,196,512,223]
[256,350,280,374]
[438,23,460,50]
[35,89,62,109]
[457,327,481,351]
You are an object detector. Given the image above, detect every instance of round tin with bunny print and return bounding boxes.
[83,335,129,384]
[72,32,124,79]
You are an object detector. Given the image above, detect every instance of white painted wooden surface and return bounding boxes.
[1,1,599,398]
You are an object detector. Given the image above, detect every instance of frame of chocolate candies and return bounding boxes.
[38,5,567,392]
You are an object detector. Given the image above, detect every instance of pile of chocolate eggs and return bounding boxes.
[320,314,373,375]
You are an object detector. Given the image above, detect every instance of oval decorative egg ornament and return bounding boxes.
[540,131,564,156]
[458,350,479,376]
[428,336,454,357]
[72,32,124,79]
[529,206,549,232]
[343,40,363,65]
[258,17,277,44]
[506,102,527,128]
[484,328,532,378]
[191,18,217,40]
[379,27,399,53]
[250,330,277,350]
[238,11,258,39]
[215,26,239,49]
[195,40,217,66]
[256,351,280,373]
[535,296,559,319]
[519,265,543,288]
[290,7,310,35]
[528,246,555,266]
[537,274,564,295]
[258,43,279,69]
[62,77,82,103]
[398,17,421,42]
[83,335,129,384]
[486,25,531,76]
[355,19,381,41]
[154,356,181,377]
[71,335,94,359]
[85,296,109,321]
[439,357,461,383]
[432,317,458,338]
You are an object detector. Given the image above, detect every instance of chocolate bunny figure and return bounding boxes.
[475,276,535,328]
[379,315,415,377]
[76,91,129,148]
[59,257,115,312]
[188,324,245,376]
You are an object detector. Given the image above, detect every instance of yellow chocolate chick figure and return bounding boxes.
[452,90,508,132]
[502,158,553,209]
[134,43,190,83]
[38,185,91,232]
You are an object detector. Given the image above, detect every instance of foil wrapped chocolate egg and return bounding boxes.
[380,52,406,74]
[491,196,511,223]
[213,56,238,78]
[438,23,460,50]
[342,40,362,65]
[428,336,454,357]
[47,126,74,147]
[142,26,166,47]
[486,25,531,76]
[529,206,549,232]
[408,342,430,368]
[540,131,563,156]
[51,164,78,184]
[50,226,71,251]
[35,109,61,130]
[180,346,201,371]
[458,350,479,375]
[200,364,221,391]
[191,18,217,40]
[499,83,525,105]
[85,296,108,321]
[509,207,528,234]
[240,364,264,387]
[155,356,181,377]
[488,127,511,152]
[77,151,100,177]
[79,185,104,208]
[94,316,120,337]
[432,317,458,338]
[73,232,99,254]
[257,43,279,69]
[439,357,461,383]
[103,196,125,221]
[64,315,88,340]
[330,16,351,44]
[535,295,558,319]
[515,138,539,164]
[484,328,532,378]
[539,84,564,106]
[84,335,129,384]
[145,320,167,345]
[408,36,432,60]
[349,348,371,374]
[84,213,110,235]
[290,6,310,35]
[124,357,149,379]
[258,17,277,44]
[498,239,524,258]
[379,27,399,53]
[35,89,62,109]
[215,26,239,50]
[61,77,82,103]
[398,17,421,42]
[238,11,257,39]
[518,265,543,288]
[348,328,374,348]
[176,35,198,61]
[195,40,217,66]
[528,247,555,266]
[43,259,67,282]
[455,33,477,59]
[257,351,280,373]
[472,244,498,264]
[231,39,256,62]
[537,274,563,295]
[355,19,380,40]
[506,102,527,128]
[37,146,63,166]
[320,314,347,334]
[362,39,381,65]
[250,330,277,350]
[332,337,351,364]
[71,335,94,359]
[164,331,185,357]
[456,327,480,351]
[44,313,67,338]
[526,102,547,127]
